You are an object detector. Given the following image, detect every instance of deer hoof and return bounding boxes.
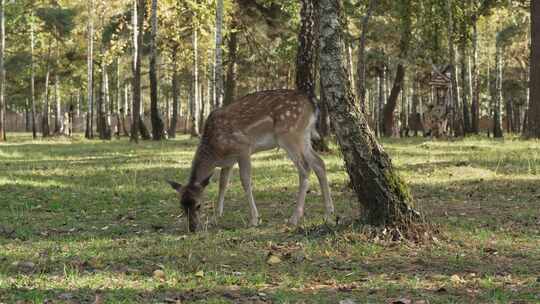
[250,217,260,227]
[288,215,300,226]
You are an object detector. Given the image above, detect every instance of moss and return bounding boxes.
[383,168,413,204]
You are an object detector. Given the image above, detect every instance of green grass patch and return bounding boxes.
[1,133,539,303]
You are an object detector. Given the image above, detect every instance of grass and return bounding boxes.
[0,133,539,303]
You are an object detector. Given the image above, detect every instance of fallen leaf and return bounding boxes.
[92,292,104,304]
[153,269,166,280]
[195,270,204,277]
[267,254,282,265]
[450,274,464,284]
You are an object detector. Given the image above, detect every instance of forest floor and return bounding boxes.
[0,134,539,304]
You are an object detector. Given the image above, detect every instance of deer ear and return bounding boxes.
[167,180,183,192]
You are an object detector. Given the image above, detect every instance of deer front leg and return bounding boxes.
[289,166,310,226]
[217,166,233,217]
[238,156,259,226]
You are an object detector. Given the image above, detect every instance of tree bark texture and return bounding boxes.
[190,13,200,137]
[319,0,422,228]
[150,0,165,140]
[131,0,143,142]
[214,0,224,109]
[86,0,94,139]
[527,0,540,138]
[224,19,238,106]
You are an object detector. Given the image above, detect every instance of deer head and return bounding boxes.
[167,176,211,232]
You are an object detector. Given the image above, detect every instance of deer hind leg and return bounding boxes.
[305,147,334,221]
[278,136,312,225]
[217,166,233,217]
[238,156,259,226]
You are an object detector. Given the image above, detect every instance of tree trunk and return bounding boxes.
[447,0,461,137]
[527,0,540,138]
[214,0,224,109]
[493,42,503,138]
[319,0,423,229]
[42,46,52,138]
[382,0,411,137]
[86,0,94,139]
[356,0,378,112]
[169,50,179,138]
[382,64,405,137]
[99,65,111,139]
[149,0,165,140]
[30,13,37,139]
[0,0,5,142]
[224,19,238,106]
[471,16,480,134]
[131,0,143,142]
[295,0,316,100]
[190,13,200,137]
[54,74,62,134]
[460,38,471,134]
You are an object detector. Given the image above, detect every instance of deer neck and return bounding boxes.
[188,142,216,187]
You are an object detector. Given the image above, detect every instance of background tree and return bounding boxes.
[528,0,540,138]
[149,0,165,140]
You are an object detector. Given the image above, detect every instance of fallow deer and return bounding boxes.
[168,89,333,232]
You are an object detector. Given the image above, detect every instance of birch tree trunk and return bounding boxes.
[319,0,423,229]
[149,0,165,140]
[86,0,94,139]
[214,0,224,109]
[131,0,143,142]
[493,39,503,138]
[471,14,480,134]
[30,13,37,139]
[169,49,179,138]
[190,12,200,137]
[54,74,62,134]
[447,0,462,137]
[460,36,471,134]
[42,46,52,138]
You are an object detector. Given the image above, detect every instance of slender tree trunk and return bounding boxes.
[493,41,503,138]
[214,0,224,109]
[447,0,462,137]
[528,0,540,138]
[296,0,329,152]
[190,12,200,137]
[42,45,52,138]
[460,38,471,134]
[382,0,411,137]
[471,15,480,134]
[0,0,5,142]
[54,74,62,134]
[149,0,165,140]
[356,0,378,112]
[86,0,94,139]
[224,19,238,106]
[319,0,423,229]
[131,0,143,142]
[30,13,37,139]
[100,65,111,139]
[169,50,179,138]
